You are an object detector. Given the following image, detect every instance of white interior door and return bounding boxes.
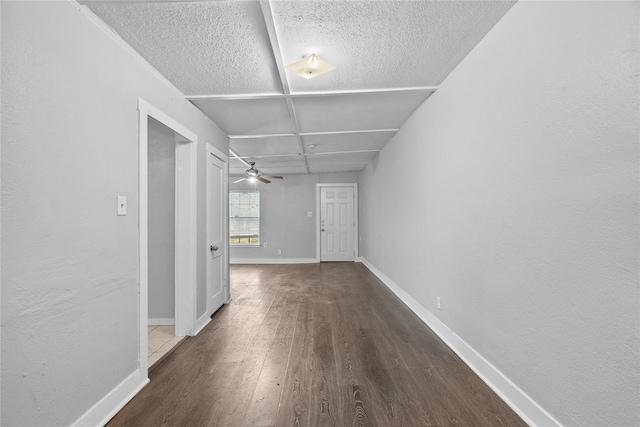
[206,150,226,315]
[320,186,355,262]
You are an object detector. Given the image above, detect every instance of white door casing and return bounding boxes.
[138,98,198,376]
[206,145,229,315]
[318,184,357,262]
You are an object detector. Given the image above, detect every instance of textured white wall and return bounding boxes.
[0,2,227,425]
[360,1,639,425]
[147,119,176,321]
[230,172,360,261]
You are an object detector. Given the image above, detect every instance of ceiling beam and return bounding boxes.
[229,149,252,168]
[300,129,399,136]
[259,0,290,96]
[187,86,438,101]
[230,149,380,160]
[228,128,399,139]
[304,150,381,156]
[259,0,310,173]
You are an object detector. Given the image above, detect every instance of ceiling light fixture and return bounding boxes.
[285,53,336,79]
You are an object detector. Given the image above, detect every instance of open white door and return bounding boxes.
[206,146,228,315]
[319,185,357,262]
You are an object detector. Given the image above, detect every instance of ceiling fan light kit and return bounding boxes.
[233,162,283,185]
[285,53,336,79]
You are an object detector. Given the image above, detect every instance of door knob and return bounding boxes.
[210,245,219,251]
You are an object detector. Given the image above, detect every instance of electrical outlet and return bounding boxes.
[277,249,282,255]
[307,211,313,217]
[437,296,441,310]
[263,243,268,248]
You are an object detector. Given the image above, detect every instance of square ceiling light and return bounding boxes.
[285,53,336,79]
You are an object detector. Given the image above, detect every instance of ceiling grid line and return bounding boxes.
[259,0,309,173]
[229,129,401,139]
[82,0,518,176]
[185,86,439,101]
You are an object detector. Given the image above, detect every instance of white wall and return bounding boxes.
[360,1,639,426]
[230,172,360,262]
[1,1,227,425]
[147,118,176,322]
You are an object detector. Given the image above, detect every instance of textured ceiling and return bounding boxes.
[83,0,516,176]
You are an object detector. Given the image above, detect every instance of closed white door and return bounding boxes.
[320,186,355,262]
[206,151,226,314]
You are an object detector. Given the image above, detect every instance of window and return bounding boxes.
[229,191,260,246]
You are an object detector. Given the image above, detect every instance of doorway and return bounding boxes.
[316,183,358,262]
[146,117,186,367]
[138,98,198,375]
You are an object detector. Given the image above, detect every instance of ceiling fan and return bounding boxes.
[233,162,283,184]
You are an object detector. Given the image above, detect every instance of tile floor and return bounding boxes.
[148,325,185,368]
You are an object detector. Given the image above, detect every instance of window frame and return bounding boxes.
[229,190,260,247]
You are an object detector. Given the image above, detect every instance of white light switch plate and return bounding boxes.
[117,196,126,216]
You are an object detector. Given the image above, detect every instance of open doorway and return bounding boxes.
[146,117,187,367]
[138,99,198,375]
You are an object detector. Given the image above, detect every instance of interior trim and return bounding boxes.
[194,314,212,336]
[70,369,148,427]
[186,86,438,101]
[148,318,175,326]
[316,183,359,263]
[230,258,318,265]
[229,129,399,139]
[359,257,562,427]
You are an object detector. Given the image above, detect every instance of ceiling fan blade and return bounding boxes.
[257,176,271,184]
[233,177,247,183]
[262,175,283,179]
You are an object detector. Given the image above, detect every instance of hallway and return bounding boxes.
[108,263,524,426]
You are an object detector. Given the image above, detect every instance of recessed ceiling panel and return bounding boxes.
[231,135,299,157]
[244,155,305,166]
[239,156,308,175]
[308,163,369,174]
[84,1,282,94]
[306,151,377,168]
[302,131,395,154]
[293,91,433,133]
[259,165,308,175]
[273,0,515,92]
[191,98,294,135]
[230,159,307,176]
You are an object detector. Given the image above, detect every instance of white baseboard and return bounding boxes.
[148,318,175,326]
[360,257,561,427]
[193,313,211,335]
[230,258,318,265]
[71,369,149,427]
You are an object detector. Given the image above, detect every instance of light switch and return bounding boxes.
[117,196,127,216]
[307,211,313,217]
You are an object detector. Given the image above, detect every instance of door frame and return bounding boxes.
[138,98,198,375]
[315,183,359,262]
[206,143,230,317]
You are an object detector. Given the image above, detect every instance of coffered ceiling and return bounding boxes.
[82,0,516,176]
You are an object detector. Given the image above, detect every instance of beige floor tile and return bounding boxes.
[148,352,162,367]
[154,325,174,339]
[148,335,170,354]
[156,336,183,354]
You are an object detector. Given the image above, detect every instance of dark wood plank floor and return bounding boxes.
[108,263,526,427]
